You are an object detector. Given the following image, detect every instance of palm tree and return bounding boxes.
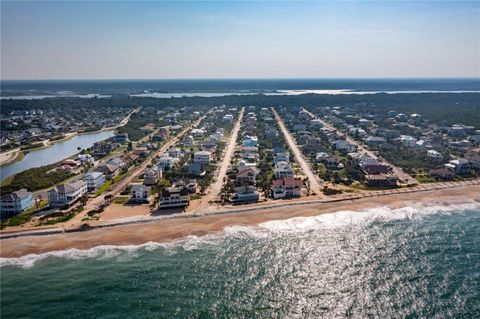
[36,195,42,211]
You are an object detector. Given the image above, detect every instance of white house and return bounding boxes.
[182,135,195,147]
[157,155,175,170]
[144,167,162,186]
[130,184,151,203]
[273,152,289,164]
[223,114,234,123]
[315,152,329,162]
[274,161,294,179]
[447,159,470,174]
[48,180,87,207]
[236,166,260,184]
[158,186,190,209]
[191,128,206,138]
[349,127,366,137]
[193,151,211,164]
[83,172,106,191]
[230,186,259,204]
[427,150,443,160]
[76,154,95,165]
[168,147,183,159]
[332,140,356,153]
[401,135,417,147]
[1,189,34,218]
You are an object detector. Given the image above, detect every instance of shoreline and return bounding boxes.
[0,150,25,168]
[0,129,116,183]
[1,184,479,258]
[0,107,134,167]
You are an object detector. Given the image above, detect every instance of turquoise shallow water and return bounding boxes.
[1,204,480,318]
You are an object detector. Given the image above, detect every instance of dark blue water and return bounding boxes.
[2,78,479,96]
[1,204,479,318]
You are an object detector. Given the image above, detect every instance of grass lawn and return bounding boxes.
[0,199,49,229]
[24,199,49,214]
[416,175,438,183]
[94,180,112,197]
[113,171,128,183]
[38,212,76,226]
[94,171,128,197]
[113,196,129,204]
[1,212,33,229]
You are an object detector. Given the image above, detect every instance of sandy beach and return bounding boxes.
[1,184,479,258]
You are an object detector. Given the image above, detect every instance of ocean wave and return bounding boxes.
[256,202,480,234]
[2,202,478,268]
[0,235,225,269]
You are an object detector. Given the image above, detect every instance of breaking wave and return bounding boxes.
[2,201,479,269]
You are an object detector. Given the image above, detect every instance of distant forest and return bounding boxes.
[2,93,479,127]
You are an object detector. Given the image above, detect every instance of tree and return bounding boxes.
[78,195,86,206]
[104,194,113,204]
[157,178,171,188]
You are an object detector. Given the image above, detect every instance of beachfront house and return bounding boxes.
[230,186,259,204]
[271,177,303,199]
[0,189,34,218]
[364,174,399,187]
[83,172,106,191]
[130,184,151,203]
[48,180,87,208]
[158,186,190,209]
[429,167,456,180]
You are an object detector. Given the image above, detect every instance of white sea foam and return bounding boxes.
[0,235,223,269]
[257,202,480,234]
[2,202,478,268]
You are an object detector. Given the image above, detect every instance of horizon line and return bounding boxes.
[1,76,479,82]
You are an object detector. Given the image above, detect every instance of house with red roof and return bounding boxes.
[271,177,303,199]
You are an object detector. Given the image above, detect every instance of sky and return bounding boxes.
[1,1,479,80]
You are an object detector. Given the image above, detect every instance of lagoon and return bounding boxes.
[0,130,114,182]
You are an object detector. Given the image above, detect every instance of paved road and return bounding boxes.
[68,114,209,226]
[302,108,418,186]
[272,107,323,195]
[195,107,244,210]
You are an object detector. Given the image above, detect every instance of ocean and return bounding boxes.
[1,78,480,97]
[1,204,479,318]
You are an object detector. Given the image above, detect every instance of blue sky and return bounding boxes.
[1,1,479,79]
